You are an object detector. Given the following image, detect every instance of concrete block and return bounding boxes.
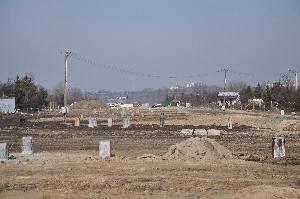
[88,119,93,128]
[207,129,221,136]
[272,136,285,158]
[99,140,111,159]
[194,129,207,136]
[88,118,97,128]
[22,136,33,155]
[221,106,225,111]
[0,143,8,160]
[123,117,130,128]
[74,118,80,127]
[93,118,97,127]
[108,118,113,127]
[228,117,233,130]
[180,129,194,136]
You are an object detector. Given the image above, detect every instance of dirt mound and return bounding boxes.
[163,137,234,161]
[71,100,108,110]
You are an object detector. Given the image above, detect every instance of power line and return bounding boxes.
[67,51,259,84]
[71,52,161,78]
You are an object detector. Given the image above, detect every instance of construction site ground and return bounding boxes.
[0,107,299,198]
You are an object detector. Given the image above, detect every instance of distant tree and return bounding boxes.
[0,75,49,111]
[68,87,84,104]
[271,79,296,111]
[0,80,14,97]
[263,86,272,111]
[164,95,175,105]
[51,82,64,106]
[294,94,300,112]
[227,81,247,92]
[14,75,38,111]
[253,83,262,98]
[240,86,253,105]
[36,86,49,109]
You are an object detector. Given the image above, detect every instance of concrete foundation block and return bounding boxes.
[88,118,97,128]
[207,129,221,136]
[99,140,111,159]
[108,118,113,127]
[92,119,97,127]
[0,143,8,160]
[194,129,207,136]
[180,129,194,136]
[88,119,93,128]
[228,117,233,130]
[272,136,285,158]
[22,136,33,155]
[123,117,130,128]
[74,118,80,127]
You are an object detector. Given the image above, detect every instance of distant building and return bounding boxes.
[170,99,182,107]
[217,92,240,107]
[186,82,195,88]
[0,97,15,113]
[170,86,179,90]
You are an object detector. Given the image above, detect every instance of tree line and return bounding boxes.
[0,75,49,111]
[164,78,300,112]
[1,74,300,113]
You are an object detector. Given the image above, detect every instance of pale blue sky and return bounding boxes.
[0,0,299,91]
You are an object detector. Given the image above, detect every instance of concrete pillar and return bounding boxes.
[207,129,221,136]
[194,129,207,136]
[99,140,111,159]
[22,136,33,155]
[228,117,233,130]
[123,116,130,128]
[88,118,97,128]
[221,105,225,111]
[88,118,94,128]
[0,143,8,160]
[74,118,80,127]
[93,118,97,127]
[272,136,285,158]
[108,118,113,127]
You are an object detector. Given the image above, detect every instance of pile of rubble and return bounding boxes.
[163,137,235,161]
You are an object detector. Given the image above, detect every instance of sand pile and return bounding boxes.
[163,137,234,161]
[71,100,108,110]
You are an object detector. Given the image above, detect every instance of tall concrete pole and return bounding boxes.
[224,67,228,91]
[64,50,71,120]
[289,68,298,91]
[218,66,229,108]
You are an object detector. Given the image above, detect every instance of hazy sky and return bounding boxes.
[0,0,299,91]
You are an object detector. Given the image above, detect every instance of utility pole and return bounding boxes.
[64,50,71,120]
[288,68,298,91]
[222,66,229,91]
[217,66,230,109]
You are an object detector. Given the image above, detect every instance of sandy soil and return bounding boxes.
[0,107,299,198]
